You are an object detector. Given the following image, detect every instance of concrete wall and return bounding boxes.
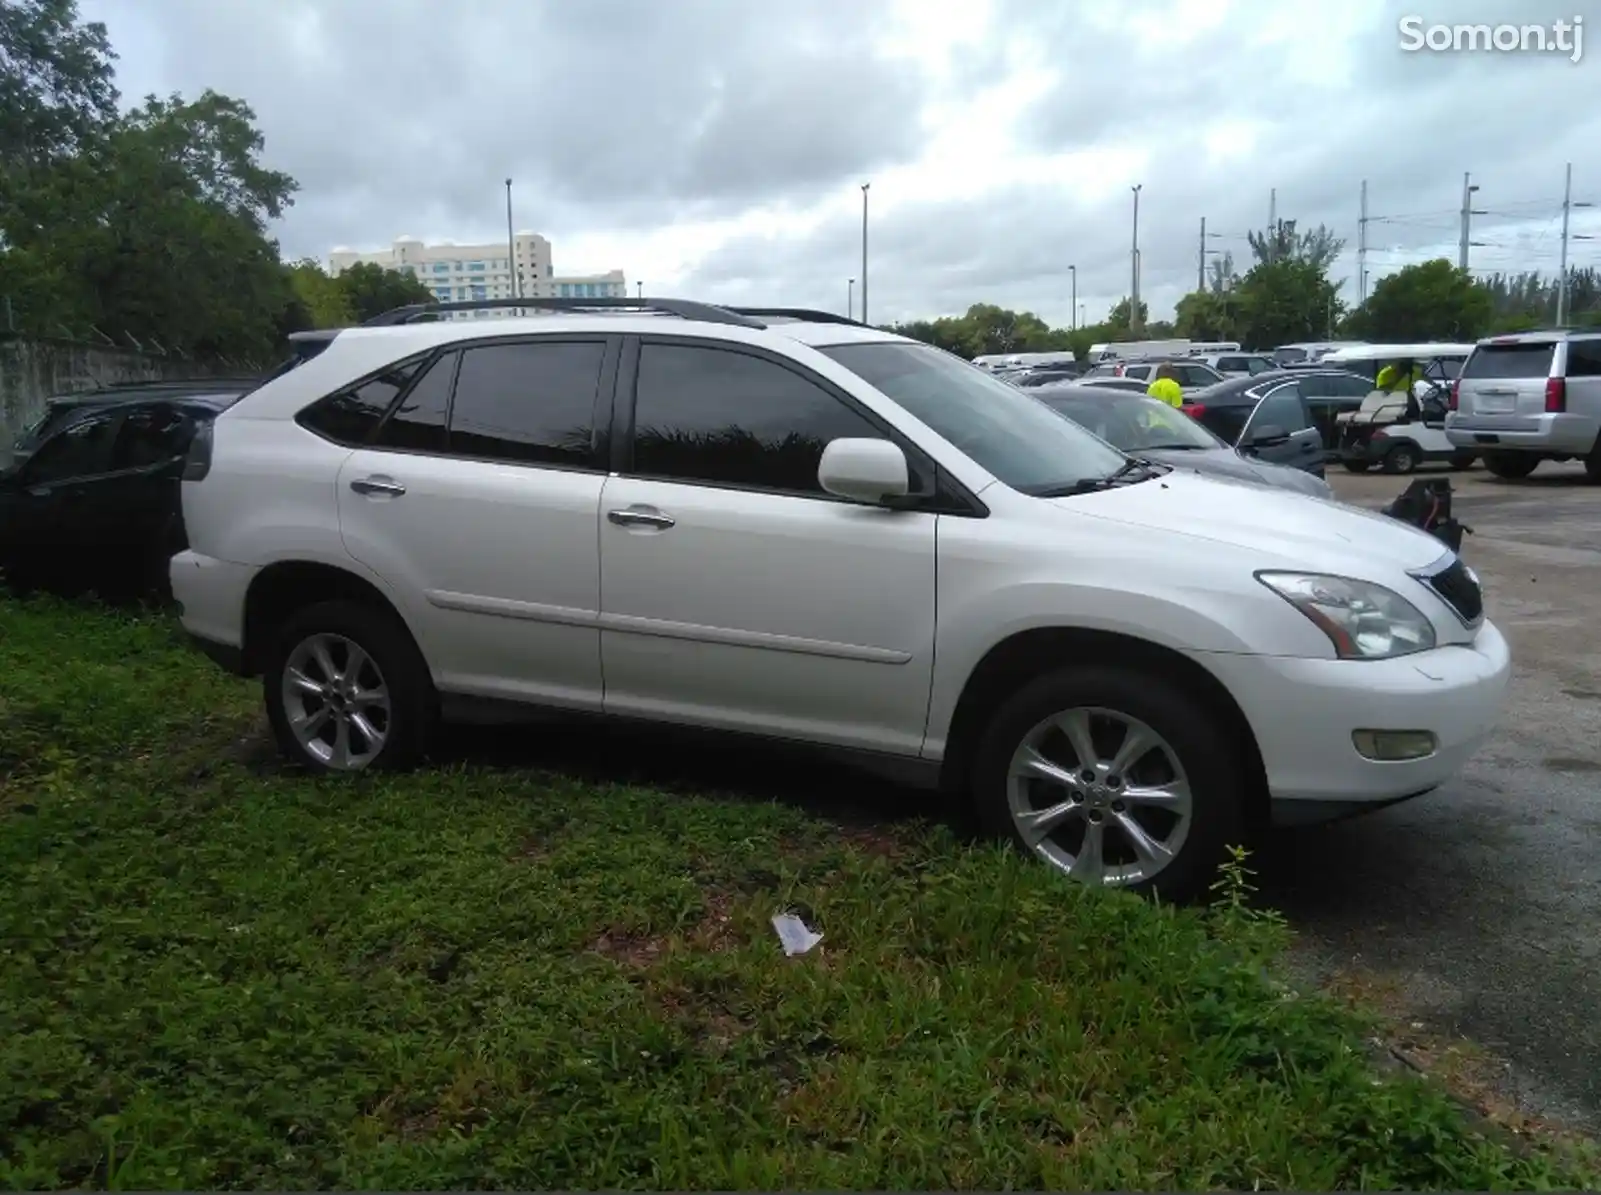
[0,337,228,446]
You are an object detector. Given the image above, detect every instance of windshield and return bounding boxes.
[819,341,1128,494]
[1037,392,1224,452]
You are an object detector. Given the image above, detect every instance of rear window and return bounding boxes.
[1462,342,1556,379]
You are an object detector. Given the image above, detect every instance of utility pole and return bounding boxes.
[1556,163,1595,327]
[1130,184,1142,336]
[504,179,519,299]
[847,278,854,320]
[860,183,870,326]
[1069,264,1077,329]
[1197,217,1207,291]
[1268,188,1277,262]
[1458,172,1483,270]
[1357,179,1369,304]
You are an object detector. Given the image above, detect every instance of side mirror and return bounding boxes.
[1245,423,1289,448]
[817,437,910,505]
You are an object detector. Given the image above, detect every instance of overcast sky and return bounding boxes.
[79,0,1601,326]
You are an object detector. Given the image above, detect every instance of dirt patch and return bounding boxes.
[1542,756,1601,774]
[590,929,667,968]
[686,887,742,952]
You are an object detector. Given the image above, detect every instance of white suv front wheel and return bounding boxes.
[970,665,1243,904]
[263,600,436,774]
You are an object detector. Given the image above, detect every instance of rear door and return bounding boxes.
[333,337,618,710]
[1456,339,1557,425]
[1241,383,1323,472]
[6,411,123,555]
[98,403,198,554]
[1296,373,1362,451]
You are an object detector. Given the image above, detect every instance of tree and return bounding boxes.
[1343,259,1493,341]
[1248,219,1344,271]
[0,0,117,168]
[1174,289,1241,341]
[119,90,296,231]
[1104,297,1148,336]
[1233,258,1344,347]
[288,260,355,327]
[336,262,435,323]
[1207,252,1237,294]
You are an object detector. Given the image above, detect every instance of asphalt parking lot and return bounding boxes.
[1261,460,1601,1131]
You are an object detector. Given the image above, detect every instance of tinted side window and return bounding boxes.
[1566,340,1601,377]
[24,414,118,484]
[373,352,455,453]
[1251,389,1314,433]
[630,342,881,494]
[300,359,425,445]
[1176,365,1215,386]
[448,341,605,467]
[1123,365,1151,380]
[110,404,192,470]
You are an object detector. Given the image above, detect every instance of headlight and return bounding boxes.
[1256,572,1435,659]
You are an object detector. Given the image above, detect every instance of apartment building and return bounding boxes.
[328,234,627,318]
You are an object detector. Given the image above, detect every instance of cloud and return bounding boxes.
[79,0,1601,325]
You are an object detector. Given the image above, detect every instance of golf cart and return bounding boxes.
[1321,343,1478,474]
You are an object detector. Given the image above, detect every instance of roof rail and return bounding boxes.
[360,297,767,330]
[725,307,867,328]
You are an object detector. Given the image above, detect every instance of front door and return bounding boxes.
[1242,383,1324,473]
[335,336,618,711]
[598,338,937,756]
[6,410,122,561]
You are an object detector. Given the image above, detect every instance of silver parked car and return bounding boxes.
[1445,331,1601,480]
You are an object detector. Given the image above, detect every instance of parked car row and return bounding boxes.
[154,297,1505,905]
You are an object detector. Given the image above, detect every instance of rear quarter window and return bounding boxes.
[1462,343,1556,379]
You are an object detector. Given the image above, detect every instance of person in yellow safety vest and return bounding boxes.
[1375,358,1421,394]
[1146,374,1184,407]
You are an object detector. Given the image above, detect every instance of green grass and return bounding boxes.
[0,593,1594,1191]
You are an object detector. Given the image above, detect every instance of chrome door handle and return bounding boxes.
[607,506,675,529]
[350,476,405,497]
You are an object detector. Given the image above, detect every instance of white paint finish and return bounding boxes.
[1193,621,1512,803]
[335,449,606,710]
[181,313,1513,814]
[596,475,936,754]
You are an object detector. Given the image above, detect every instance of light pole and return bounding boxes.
[1130,184,1142,336]
[504,178,518,299]
[1069,264,1077,330]
[637,280,643,300]
[847,278,855,320]
[860,182,870,325]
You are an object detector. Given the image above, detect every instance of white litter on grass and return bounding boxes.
[771,911,823,956]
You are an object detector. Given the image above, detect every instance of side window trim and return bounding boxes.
[618,333,983,515]
[366,348,460,453]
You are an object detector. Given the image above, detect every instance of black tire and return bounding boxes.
[1448,453,1476,471]
[1584,442,1601,484]
[1341,460,1372,473]
[1481,450,1539,481]
[969,665,1244,905]
[1381,442,1419,474]
[262,598,436,774]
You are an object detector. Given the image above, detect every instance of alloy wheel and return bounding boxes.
[1005,706,1193,886]
[281,632,391,770]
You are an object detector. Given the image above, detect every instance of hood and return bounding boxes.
[1137,447,1329,497]
[1052,468,1445,572]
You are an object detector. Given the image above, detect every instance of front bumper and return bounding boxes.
[1192,620,1510,809]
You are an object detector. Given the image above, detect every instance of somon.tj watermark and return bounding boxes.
[1398,16,1584,62]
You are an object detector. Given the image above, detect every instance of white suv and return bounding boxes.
[170,300,1511,901]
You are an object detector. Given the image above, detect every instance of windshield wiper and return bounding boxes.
[1033,457,1168,497]
[1138,442,1206,451]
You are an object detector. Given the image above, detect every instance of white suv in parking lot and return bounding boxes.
[1446,330,1601,480]
[171,299,1510,901]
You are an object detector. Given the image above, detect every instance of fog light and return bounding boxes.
[1352,729,1437,761]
